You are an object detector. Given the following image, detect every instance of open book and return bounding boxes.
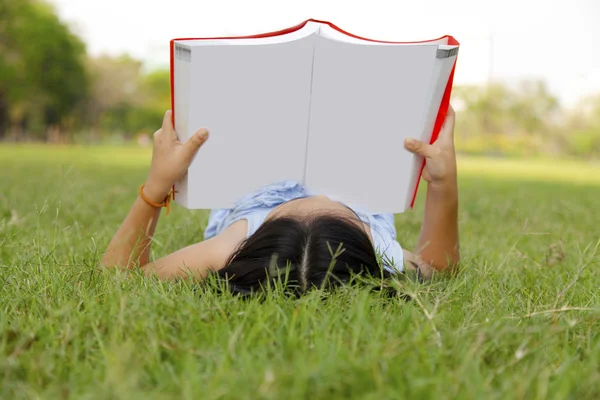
[170,19,459,213]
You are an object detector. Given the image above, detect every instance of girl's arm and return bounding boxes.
[100,186,164,269]
[100,110,211,271]
[403,106,460,277]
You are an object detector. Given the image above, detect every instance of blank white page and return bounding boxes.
[304,36,439,213]
[178,33,317,209]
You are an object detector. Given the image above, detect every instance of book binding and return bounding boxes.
[436,47,459,59]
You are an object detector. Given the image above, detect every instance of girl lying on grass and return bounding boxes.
[101,107,460,294]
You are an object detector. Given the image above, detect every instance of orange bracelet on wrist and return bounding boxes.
[139,184,176,215]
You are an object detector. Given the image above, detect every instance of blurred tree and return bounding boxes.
[454,83,517,136]
[561,94,600,157]
[454,79,560,137]
[135,69,171,132]
[578,94,600,127]
[509,80,560,135]
[87,54,144,135]
[141,69,171,110]
[87,54,170,137]
[0,0,89,140]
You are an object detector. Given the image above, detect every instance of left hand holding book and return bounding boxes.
[404,106,457,191]
[144,110,209,202]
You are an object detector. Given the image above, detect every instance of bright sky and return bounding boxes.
[50,0,600,107]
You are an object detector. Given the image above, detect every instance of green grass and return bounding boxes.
[1,144,599,399]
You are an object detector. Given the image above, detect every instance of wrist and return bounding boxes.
[427,178,458,197]
[142,180,172,203]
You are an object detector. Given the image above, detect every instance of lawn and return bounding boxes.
[1,144,599,399]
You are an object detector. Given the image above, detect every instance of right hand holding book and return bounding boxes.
[404,106,457,189]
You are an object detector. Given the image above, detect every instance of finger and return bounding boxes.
[447,104,455,118]
[438,105,456,141]
[162,110,175,135]
[404,137,440,158]
[153,128,164,145]
[181,128,209,161]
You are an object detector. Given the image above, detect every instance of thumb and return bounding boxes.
[404,137,440,158]
[438,105,455,141]
[182,128,209,161]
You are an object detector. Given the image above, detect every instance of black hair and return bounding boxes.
[216,214,391,296]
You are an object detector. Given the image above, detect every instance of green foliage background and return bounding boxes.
[1,0,599,156]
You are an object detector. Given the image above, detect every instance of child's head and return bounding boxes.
[217,214,386,296]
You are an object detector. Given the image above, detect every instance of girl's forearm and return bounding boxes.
[100,183,168,269]
[415,180,460,271]
[100,110,208,270]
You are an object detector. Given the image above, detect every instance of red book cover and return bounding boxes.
[170,19,459,209]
